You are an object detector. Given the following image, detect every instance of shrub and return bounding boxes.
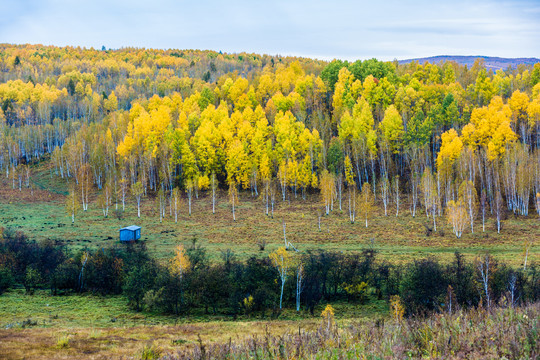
[123,263,158,311]
[114,209,124,220]
[390,295,404,321]
[321,304,335,331]
[84,248,124,294]
[21,318,38,328]
[446,251,478,307]
[56,335,69,349]
[344,280,369,304]
[50,260,79,294]
[400,258,446,314]
[0,267,14,294]
[140,342,163,360]
[24,266,43,294]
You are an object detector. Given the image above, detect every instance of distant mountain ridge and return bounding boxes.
[398,55,539,71]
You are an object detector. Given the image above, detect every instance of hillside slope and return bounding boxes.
[398,55,539,70]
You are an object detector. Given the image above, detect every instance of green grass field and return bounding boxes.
[0,289,387,359]
[0,161,538,266]
[0,289,387,329]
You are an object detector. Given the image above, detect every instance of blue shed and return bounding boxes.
[119,225,141,242]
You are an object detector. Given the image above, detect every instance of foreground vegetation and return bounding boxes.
[170,303,540,359]
[0,310,326,359]
[1,300,536,359]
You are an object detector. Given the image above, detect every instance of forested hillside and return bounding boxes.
[398,55,540,71]
[1,44,540,237]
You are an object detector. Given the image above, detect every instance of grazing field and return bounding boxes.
[0,162,538,267]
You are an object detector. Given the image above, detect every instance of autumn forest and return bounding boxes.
[1,44,539,359]
[1,44,539,234]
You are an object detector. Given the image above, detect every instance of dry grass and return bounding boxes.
[171,302,540,359]
[0,318,324,359]
[1,300,537,359]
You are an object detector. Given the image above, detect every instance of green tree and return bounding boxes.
[326,137,343,175]
[123,264,157,311]
[320,59,348,92]
[0,268,14,295]
[198,87,215,109]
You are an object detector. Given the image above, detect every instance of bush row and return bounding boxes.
[1,229,539,316]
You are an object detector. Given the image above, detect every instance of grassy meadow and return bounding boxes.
[1,289,536,359]
[0,161,538,266]
[0,289,386,359]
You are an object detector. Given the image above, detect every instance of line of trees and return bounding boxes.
[1,229,538,317]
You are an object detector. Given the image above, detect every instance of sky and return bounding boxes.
[1,0,539,61]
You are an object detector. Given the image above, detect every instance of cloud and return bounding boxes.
[0,0,538,60]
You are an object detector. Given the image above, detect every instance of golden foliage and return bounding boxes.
[170,245,191,278]
[390,295,404,322]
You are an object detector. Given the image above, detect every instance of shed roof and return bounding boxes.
[121,225,141,231]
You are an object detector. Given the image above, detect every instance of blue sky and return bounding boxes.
[1,0,539,61]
